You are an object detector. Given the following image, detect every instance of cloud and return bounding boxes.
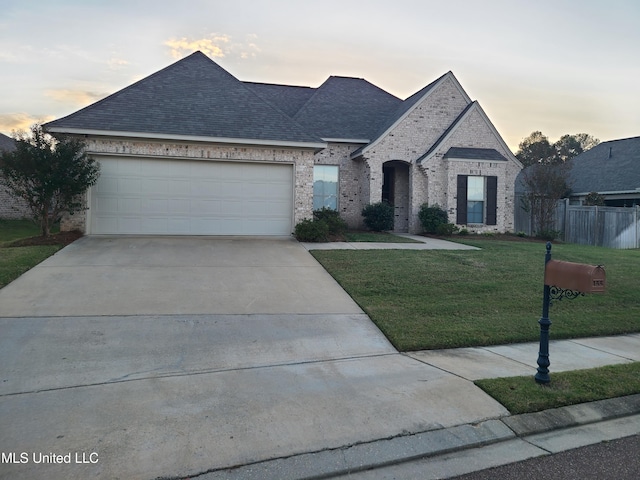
[45,89,107,106]
[0,113,55,135]
[165,35,229,59]
[108,57,129,70]
[164,33,259,61]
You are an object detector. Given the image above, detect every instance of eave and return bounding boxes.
[46,127,328,151]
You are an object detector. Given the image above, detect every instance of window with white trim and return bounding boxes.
[313,165,339,210]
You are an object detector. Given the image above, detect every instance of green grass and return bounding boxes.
[475,362,640,414]
[343,231,421,243]
[312,239,640,350]
[0,219,61,288]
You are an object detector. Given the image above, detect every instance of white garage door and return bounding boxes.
[90,156,293,235]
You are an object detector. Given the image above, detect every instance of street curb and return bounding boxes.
[186,394,640,480]
[502,393,640,436]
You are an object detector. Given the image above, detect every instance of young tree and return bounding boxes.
[516,131,599,237]
[520,161,572,238]
[0,124,100,237]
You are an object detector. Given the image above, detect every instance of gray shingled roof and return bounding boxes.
[569,136,640,193]
[292,76,401,140]
[444,147,507,161]
[46,52,323,145]
[243,82,316,118]
[0,132,16,152]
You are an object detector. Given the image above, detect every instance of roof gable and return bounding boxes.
[417,101,520,166]
[46,52,324,147]
[569,136,640,194]
[292,76,401,141]
[353,71,471,158]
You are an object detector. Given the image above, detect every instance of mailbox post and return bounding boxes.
[535,242,606,384]
[535,243,553,384]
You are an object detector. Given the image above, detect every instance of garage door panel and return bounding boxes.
[91,157,293,235]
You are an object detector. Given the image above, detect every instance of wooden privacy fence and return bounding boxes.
[515,197,640,249]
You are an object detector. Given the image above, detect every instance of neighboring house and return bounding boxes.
[0,132,31,219]
[567,136,640,206]
[45,51,522,236]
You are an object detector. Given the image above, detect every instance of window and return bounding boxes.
[457,175,497,225]
[467,176,485,223]
[313,165,339,210]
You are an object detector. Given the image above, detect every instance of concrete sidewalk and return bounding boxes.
[302,234,479,250]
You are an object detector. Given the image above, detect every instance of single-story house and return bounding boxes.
[45,51,522,236]
[0,132,31,219]
[566,136,640,206]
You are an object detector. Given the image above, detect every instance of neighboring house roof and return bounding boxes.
[0,132,16,152]
[444,147,507,161]
[568,136,640,194]
[46,51,325,148]
[293,76,401,141]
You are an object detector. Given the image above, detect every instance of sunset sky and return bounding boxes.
[1,0,639,151]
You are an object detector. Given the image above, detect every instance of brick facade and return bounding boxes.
[350,75,521,234]
[0,180,31,219]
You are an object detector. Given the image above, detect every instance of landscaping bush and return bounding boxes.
[313,207,347,236]
[535,229,561,241]
[361,202,394,231]
[294,218,329,242]
[435,223,459,236]
[418,204,448,234]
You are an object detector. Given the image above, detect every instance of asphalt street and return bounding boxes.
[451,434,640,480]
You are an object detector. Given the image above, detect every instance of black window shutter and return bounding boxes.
[486,176,498,225]
[456,175,468,224]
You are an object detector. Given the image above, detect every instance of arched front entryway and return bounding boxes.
[382,160,410,232]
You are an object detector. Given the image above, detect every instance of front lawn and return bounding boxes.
[0,219,64,288]
[312,238,640,350]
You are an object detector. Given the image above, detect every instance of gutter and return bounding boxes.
[45,127,327,151]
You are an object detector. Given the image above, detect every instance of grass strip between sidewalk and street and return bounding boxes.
[475,362,640,414]
[311,238,640,350]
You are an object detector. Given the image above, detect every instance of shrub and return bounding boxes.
[585,192,605,206]
[362,202,394,231]
[313,207,347,236]
[535,229,561,241]
[436,223,459,236]
[517,231,527,238]
[418,204,449,234]
[458,228,469,236]
[294,218,329,242]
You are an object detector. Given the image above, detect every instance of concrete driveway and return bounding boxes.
[0,236,507,480]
